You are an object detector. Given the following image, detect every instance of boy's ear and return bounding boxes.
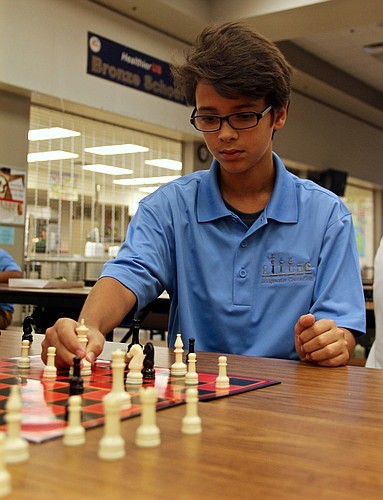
[273,102,289,131]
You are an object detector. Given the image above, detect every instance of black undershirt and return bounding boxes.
[224,201,263,227]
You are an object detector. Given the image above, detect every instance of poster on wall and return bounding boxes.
[49,171,78,201]
[0,166,26,225]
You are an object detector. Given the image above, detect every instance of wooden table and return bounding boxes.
[0,331,382,499]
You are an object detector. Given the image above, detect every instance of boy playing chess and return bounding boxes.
[42,22,365,369]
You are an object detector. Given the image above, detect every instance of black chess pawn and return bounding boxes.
[127,318,143,352]
[186,337,195,364]
[142,342,155,380]
[22,315,34,343]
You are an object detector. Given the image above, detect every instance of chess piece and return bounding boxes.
[21,315,34,343]
[126,344,144,385]
[185,352,198,385]
[63,395,85,446]
[76,319,92,376]
[0,432,11,497]
[182,387,202,434]
[142,342,155,380]
[17,339,30,369]
[69,357,84,396]
[110,349,131,409]
[4,385,29,464]
[98,393,125,460]
[127,318,143,352]
[186,337,195,364]
[42,346,57,379]
[135,387,160,448]
[170,333,187,376]
[215,356,230,389]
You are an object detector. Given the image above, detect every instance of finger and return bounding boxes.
[85,329,105,364]
[294,313,315,336]
[41,318,84,368]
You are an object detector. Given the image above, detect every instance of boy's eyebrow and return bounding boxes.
[196,102,264,113]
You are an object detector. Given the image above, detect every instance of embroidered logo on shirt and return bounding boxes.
[261,254,313,284]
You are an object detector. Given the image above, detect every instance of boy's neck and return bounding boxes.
[218,164,275,214]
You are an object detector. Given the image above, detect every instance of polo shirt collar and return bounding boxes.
[197,152,298,223]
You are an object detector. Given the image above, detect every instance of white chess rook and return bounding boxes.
[170,333,187,376]
[63,395,85,446]
[135,387,160,447]
[182,387,202,435]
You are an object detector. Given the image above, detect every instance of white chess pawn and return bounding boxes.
[0,432,11,497]
[185,352,198,385]
[63,395,85,447]
[98,393,125,461]
[4,385,29,464]
[182,387,202,435]
[170,333,187,376]
[76,319,92,376]
[135,387,160,448]
[215,356,230,389]
[17,339,30,369]
[43,346,57,379]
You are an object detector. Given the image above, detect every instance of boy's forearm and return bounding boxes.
[79,277,137,335]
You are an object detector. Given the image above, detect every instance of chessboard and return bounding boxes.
[0,355,280,443]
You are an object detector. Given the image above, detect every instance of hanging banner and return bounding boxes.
[0,166,26,225]
[87,32,186,105]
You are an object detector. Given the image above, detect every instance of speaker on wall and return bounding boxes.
[309,169,348,196]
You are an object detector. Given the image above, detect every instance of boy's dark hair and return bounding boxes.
[172,22,293,109]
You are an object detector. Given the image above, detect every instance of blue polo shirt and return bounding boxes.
[101,153,365,359]
[0,249,22,313]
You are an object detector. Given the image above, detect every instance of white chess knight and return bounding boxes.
[126,344,145,385]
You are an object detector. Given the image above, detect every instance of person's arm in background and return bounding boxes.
[0,269,23,282]
[41,277,137,368]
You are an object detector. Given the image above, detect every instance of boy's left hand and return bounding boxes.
[294,313,353,367]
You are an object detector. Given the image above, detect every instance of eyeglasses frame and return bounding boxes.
[190,105,273,132]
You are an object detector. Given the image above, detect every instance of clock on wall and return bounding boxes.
[197,144,210,163]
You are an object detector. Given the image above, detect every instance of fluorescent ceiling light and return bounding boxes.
[144,159,182,171]
[139,186,159,194]
[28,127,81,141]
[84,144,149,155]
[114,175,180,186]
[27,150,79,162]
[83,164,133,175]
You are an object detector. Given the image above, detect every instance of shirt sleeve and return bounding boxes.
[310,208,366,337]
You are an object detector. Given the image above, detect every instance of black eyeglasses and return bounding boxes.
[190,106,273,132]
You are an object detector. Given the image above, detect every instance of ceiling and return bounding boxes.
[89,0,383,130]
